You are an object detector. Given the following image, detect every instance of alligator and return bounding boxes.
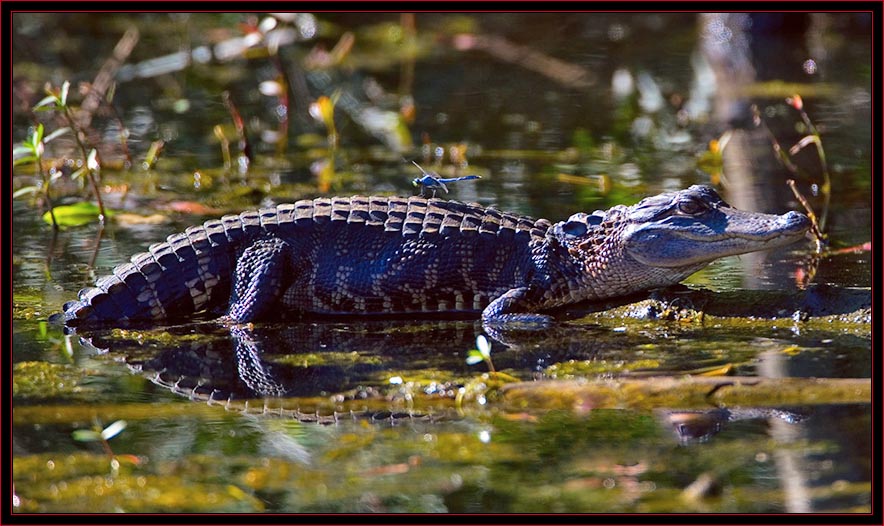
[59,185,811,327]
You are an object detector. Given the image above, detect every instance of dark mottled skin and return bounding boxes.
[59,187,811,327]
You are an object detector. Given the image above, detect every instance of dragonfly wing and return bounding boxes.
[438,175,481,183]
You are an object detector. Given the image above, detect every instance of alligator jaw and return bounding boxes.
[624,208,811,268]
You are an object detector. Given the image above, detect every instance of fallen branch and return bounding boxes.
[499,376,871,412]
[452,33,595,89]
[77,26,139,131]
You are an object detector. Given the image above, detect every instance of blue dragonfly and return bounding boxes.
[411,161,481,197]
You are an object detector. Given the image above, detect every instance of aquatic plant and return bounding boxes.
[752,95,841,288]
[72,419,127,462]
[32,81,107,221]
[466,334,495,373]
[310,93,340,149]
[13,124,62,228]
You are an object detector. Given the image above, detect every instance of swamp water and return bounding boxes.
[11,13,872,514]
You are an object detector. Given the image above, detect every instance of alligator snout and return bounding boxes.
[780,210,812,234]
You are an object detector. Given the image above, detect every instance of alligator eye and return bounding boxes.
[677,198,707,215]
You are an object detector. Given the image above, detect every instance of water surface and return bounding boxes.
[11,12,872,514]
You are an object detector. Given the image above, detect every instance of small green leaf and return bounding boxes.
[87,149,99,171]
[32,123,44,147]
[13,145,33,156]
[143,140,165,169]
[60,81,70,106]
[466,350,484,365]
[42,202,110,227]
[13,155,36,167]
[72,429,102,442]
[13,186,39,198]
[100,420,127,440]
[33,95,58,110]
[475,335,491,357]
[44,126,71,143]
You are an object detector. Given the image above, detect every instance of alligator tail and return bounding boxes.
[59,208,278,326]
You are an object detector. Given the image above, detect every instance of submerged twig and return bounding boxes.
[87,222,106,270]
[786,94,831,231]
[786,179,825,251]
[786,179,824,289]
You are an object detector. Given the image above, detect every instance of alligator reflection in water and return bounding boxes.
[81,320,606,401]
[75,319,808,441]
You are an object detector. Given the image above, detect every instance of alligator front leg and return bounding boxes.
[481,287,553,326]
[227,237,293,322]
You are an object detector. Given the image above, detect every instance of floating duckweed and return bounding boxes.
[545,359,662,378]
[12,362,96,399]
[269,351,386,367]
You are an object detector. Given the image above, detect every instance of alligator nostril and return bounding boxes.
[783,211,811,229]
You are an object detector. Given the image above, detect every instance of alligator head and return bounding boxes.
[621,185,811,266]
[550,185,811,300]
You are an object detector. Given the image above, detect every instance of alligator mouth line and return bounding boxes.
[674,228,809,244]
